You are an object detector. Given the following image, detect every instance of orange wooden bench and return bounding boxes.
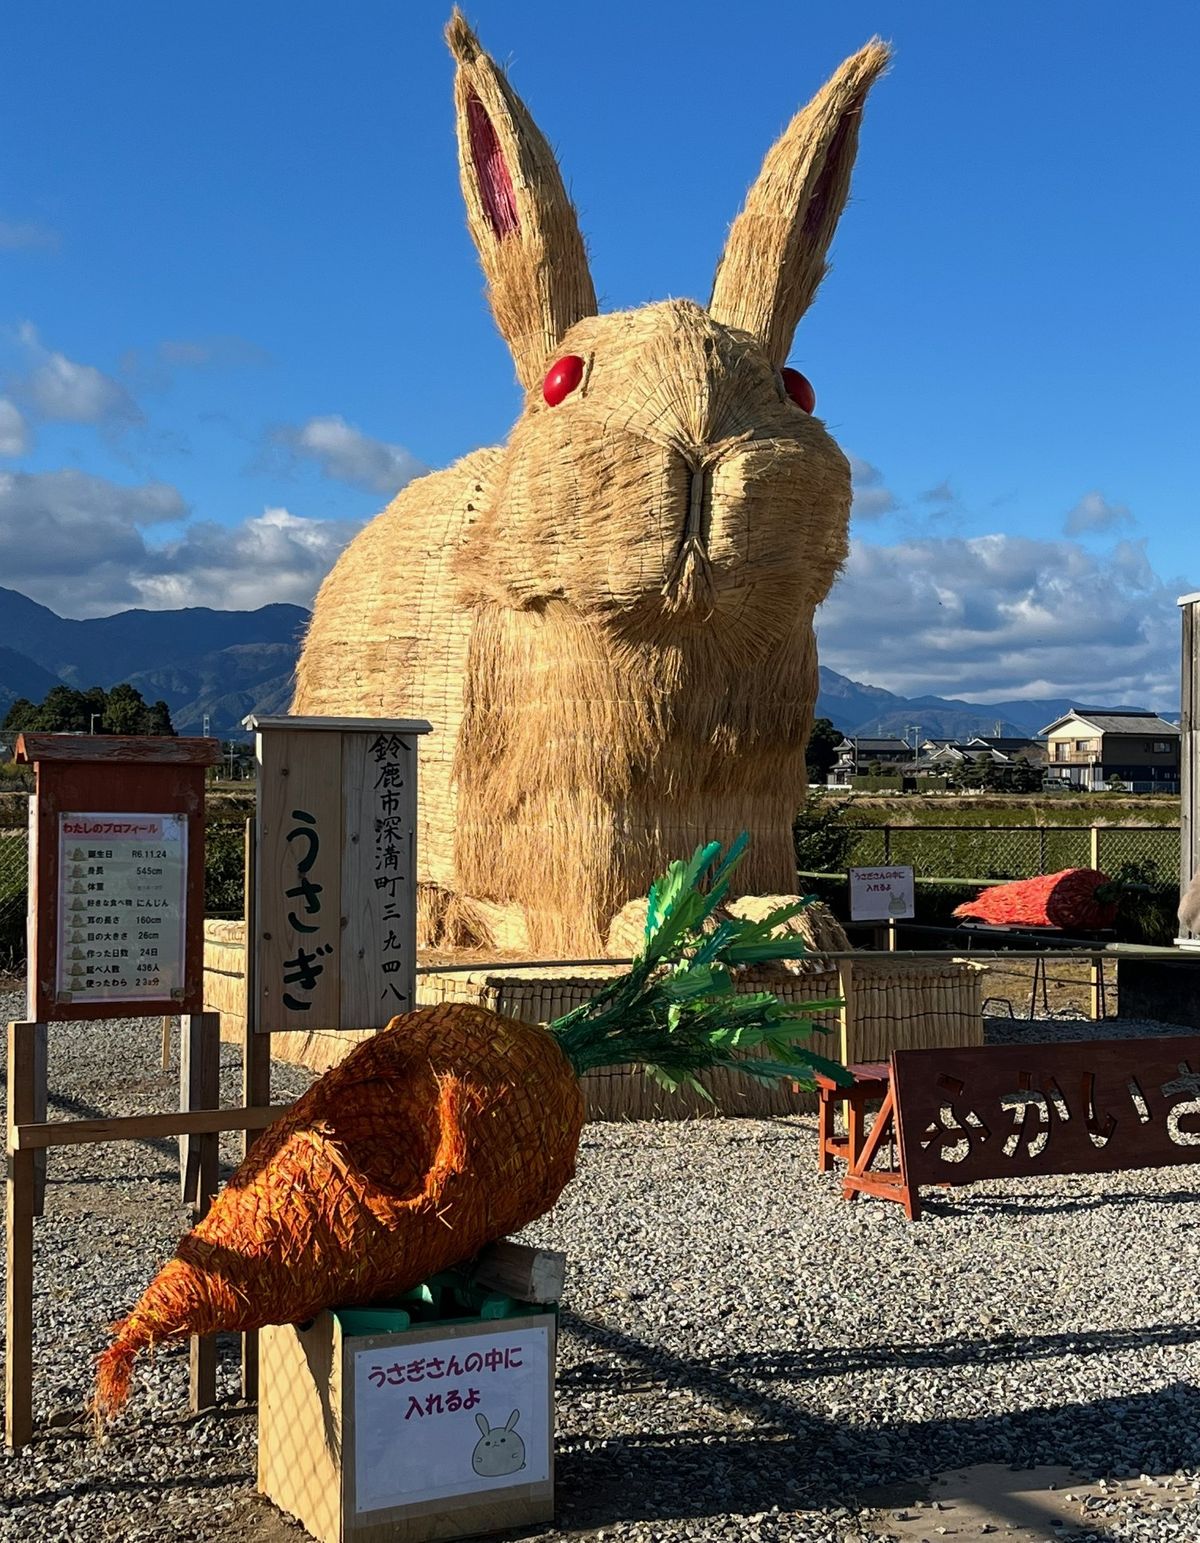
[815,1062,889,1175]
[820,1037,1200,1222]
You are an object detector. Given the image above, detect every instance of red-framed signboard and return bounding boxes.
[16,733,221,1021]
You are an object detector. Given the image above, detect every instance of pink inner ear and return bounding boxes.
[467,93,520,239]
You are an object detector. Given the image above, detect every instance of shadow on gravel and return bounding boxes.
[555,1311,1200,1529]
[561,1317,1200,1389]
[922,1187,1200,1218]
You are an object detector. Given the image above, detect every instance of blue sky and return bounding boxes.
[1,0,1197,709]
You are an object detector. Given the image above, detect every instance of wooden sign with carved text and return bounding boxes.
[248,716,431,1036]
[893,1037,1200,1187]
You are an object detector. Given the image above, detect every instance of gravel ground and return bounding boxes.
[3,986,1200,1542]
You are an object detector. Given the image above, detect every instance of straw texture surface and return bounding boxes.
[292,14,889,956]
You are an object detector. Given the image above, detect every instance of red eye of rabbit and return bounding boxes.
[781,367,816,414]
[543,355,585,406]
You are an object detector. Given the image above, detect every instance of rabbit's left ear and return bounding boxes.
[447,10,598,390]
[709,40,891,368]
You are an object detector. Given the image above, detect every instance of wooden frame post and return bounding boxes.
[6,1020,47,1450]
[837,959,856,1065]
[240,817,270,1402]
[181,1011,221,1412]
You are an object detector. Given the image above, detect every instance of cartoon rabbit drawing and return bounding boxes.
[471,1409,525,1477]
[294,10,890,956]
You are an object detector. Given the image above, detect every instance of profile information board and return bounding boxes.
[55,813,188,1003]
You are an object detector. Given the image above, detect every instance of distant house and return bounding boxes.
[828,736,912,785]
[1040,710,1180,793]
[912,735,1046,775]
[966,735,1046,764]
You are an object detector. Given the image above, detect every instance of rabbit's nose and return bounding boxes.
[683,463,711,549]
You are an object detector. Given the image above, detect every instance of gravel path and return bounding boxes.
[2,986,1200,1541]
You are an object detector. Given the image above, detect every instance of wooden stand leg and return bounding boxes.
[817,1089,834,1173]
[240,1028,270,1402]
[6,1021,47,1450]
[28,1025,48,1217]
[239,815,267,1403]
[181,1012,220,1413]
[846,1092,866,1169]
[161,1015,172,1071]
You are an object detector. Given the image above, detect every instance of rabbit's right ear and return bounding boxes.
[446,11,597,391]
[475,1412,490,1436]
[709,40,891,368]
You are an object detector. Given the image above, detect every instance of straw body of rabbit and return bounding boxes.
[295,12,890,955]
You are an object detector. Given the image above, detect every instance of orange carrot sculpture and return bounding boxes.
[953,868,1120,932]
[95,838,845,1422]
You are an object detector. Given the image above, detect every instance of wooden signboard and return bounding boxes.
[259,1310,556,1543]
[894,1036,1200,1187]
[16,734,221,1021]
[849,865,915,923]
[247,716,431,1035]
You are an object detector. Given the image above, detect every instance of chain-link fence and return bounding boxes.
[1,824,27,970]
[0,811,1185,973]
[845,825,1181,883]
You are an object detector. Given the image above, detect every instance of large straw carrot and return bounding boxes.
[953,868,1120,931]
[95,837,846,1422]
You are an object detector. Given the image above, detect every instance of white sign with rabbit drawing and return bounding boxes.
[352,1322,552,1514]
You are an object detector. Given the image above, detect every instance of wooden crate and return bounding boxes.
[260,1306,556,1543]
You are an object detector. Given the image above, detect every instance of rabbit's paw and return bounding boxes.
[418,883,531,954]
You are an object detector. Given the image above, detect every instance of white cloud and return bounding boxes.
[0,399,29,456]
[920,480,955,505]
[136,508,361,611]
[274,414,426,495]
[817,531,1186,712]
[1064,490,1134,535]
[17,323,140,426]
[0,467,358,616]
[0,219,59,252]
[848,455,897,520]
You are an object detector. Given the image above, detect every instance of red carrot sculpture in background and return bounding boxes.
[953,868,1121,932]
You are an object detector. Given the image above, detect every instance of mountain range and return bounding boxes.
[0,586,1154,740]
[0,587,306,736]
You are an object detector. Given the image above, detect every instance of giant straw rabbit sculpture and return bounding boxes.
[294,12,890,955]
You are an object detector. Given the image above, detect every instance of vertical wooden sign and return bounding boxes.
[248,717,431,1035]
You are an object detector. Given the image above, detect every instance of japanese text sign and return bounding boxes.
[249,716,432,1035]
[56,813,187,1004]
[849,865,915,922]
[894,1037,1200,1187]
[352,1321,552,1515]
[16,732,219,1021]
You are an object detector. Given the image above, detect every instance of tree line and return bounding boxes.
[2,683,176,737]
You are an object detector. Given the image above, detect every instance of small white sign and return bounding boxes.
[849,864,915,922]
[353,1323,551,1514]
[55,813,187,1002]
